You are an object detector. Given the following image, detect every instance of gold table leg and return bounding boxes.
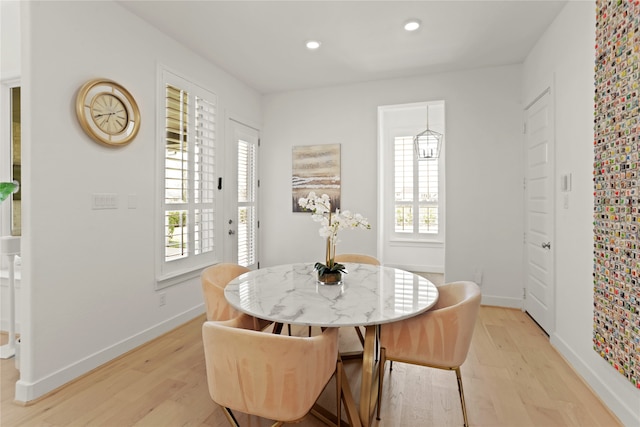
[311,325,379,427]
[311,356,362,427]
[359,325,380,427]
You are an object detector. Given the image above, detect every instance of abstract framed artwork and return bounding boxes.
[292,144,341,212]
[593,0,640,389]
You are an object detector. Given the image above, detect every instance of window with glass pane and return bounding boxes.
[165,85,189,261]
[237,138,257,267]
[394,136,439,235]
[161,71,217,275]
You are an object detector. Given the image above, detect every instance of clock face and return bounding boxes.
[91,93,129,135]
[76,79,140,147]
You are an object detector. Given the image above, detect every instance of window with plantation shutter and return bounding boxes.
[159,69,221,284]
[394,136,439,235]
[237,137,257,267]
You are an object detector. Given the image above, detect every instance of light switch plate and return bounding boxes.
[561,173,572,192]
[92,193,118,210]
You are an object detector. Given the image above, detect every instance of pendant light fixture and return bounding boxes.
[414,104,442,160]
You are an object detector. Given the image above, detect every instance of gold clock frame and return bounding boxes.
[75,78,141,147]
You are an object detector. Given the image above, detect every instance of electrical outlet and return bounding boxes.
[159,292,166,307]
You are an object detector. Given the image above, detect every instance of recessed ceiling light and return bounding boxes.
[306,40,321,50]
[404,19,421,32]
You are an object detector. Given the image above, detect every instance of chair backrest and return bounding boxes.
[202,314,339,422]
[201,263,249,321]
[334,253,380,265]
[380,281,481,368]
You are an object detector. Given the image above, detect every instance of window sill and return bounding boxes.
[156,266,206,290]
[388,238,444,248]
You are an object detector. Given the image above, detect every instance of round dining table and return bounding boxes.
[225,262,439,427]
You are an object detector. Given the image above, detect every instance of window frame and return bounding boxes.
[1,78,21,239]
[383,101,445,246]
[156,67,223,288]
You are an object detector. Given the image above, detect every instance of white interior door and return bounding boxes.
[226,119,259,269]
[524,89,555,335]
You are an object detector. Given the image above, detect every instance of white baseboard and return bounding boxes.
[480,294,522,309]
[14,304,205,403]
[550,334,640,427]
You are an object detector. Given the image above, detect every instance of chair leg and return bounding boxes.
[222,407,240,427]
[376,347,386,420]
[455,367,469,427]
[336,359,342,427]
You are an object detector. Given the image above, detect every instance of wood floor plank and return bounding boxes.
[1,307,622,427]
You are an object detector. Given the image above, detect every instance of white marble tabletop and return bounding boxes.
[224,263,439,328]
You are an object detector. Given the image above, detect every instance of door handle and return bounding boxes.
[228,230,236,235]
[542,242,551,249]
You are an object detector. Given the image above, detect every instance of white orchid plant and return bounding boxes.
[298,191,371,276]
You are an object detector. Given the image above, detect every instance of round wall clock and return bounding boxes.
[75,78,141,147]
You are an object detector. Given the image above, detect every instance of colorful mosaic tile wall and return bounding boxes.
[593,0,640,389]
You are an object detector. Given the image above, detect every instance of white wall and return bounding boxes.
[1,1,20,79]
[523,2,639,425]
[261,64,524,307]
[15,1,261,402]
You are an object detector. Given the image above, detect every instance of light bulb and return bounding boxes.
[404,19,421,32]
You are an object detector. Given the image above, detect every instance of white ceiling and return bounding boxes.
[118,0,568,94]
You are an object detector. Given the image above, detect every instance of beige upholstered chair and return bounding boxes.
[201,263,249,321]
[377,281,481,427]
[202,314,341,426]
[201,263,271,331]
[334,253,380,266]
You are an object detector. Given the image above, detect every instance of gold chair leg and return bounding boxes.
[270,422,284,427]
[336,359,342,427]
[222,407,240,427]
[455,367,469,427]
[376,348,386,420]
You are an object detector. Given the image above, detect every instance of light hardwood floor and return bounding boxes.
[1,306,621,427]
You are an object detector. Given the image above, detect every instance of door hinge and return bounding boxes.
[258,138,261,147]
[523,288,527,299]
[218,177,223,190]
[523,122,527,134]
[257,220,260,229]
[257,179,260,188]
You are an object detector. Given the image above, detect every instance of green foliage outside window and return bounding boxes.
[167,211,187,240]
